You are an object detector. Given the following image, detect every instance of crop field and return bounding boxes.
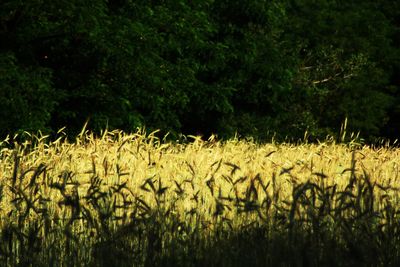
[0,129,400,266]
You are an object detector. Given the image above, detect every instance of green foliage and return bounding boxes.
[0,0,399,142]
[0,53,55,136]
[283,0,399,140]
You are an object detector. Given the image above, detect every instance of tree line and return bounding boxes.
[1,0,399,142]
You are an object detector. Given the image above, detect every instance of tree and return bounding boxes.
[0,53,55,136]
[1,0,399,142]
[283,0,398,140]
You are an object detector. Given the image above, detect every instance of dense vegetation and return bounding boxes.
[0,130,400,266]
[1,0,399,141]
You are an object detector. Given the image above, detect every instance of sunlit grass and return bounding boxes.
[0,129,400,266]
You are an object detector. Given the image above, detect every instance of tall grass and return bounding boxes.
[0,129,399,266]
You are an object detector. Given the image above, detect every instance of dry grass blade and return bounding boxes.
[28,163,46,188]
[224,162,241,176]
[312,172,328,179]
[266,150,276,157]
[156,178,168,196]
[11,151,20,188]
[173,181,184,196]
[280,166,294,175]
[185,161,195,176]
[206,176,215,196]
[233,176,248,185]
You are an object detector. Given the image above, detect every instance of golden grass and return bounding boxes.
[1,129,400,266]
[1,130,399,224]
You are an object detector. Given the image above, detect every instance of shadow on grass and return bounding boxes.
[1,152,400,267]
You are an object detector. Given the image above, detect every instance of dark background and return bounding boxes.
[1,0,399,143]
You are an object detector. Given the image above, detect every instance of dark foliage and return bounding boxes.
[1,0,399,142]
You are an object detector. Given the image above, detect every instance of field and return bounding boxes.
[0,129,400,266]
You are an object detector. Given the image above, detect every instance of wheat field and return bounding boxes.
[0,129,399,266]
